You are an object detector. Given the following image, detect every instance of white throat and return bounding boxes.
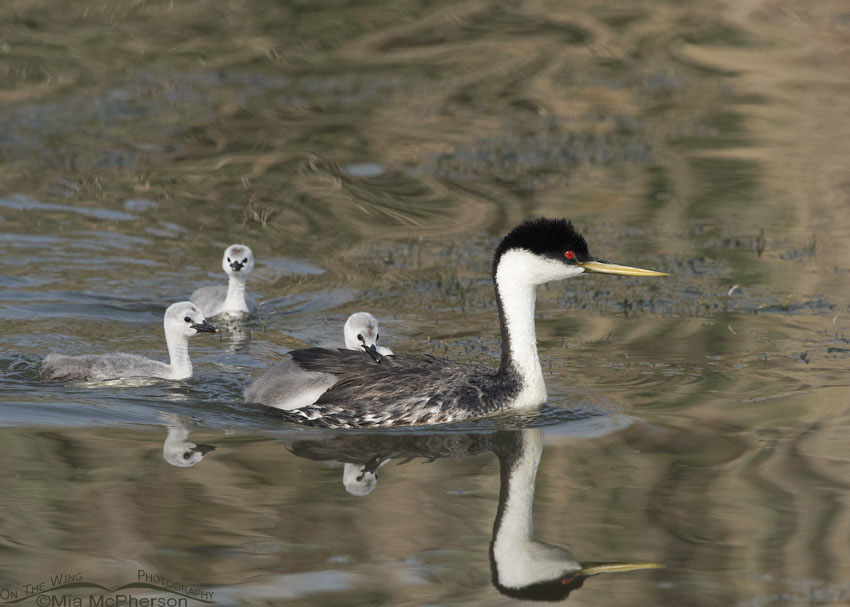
[492,429,580,588]
[164,328,193,380]
[222,274,249,313]
[494,250,584,407]
[494,252,546,406]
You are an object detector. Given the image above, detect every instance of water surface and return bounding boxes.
[2,0,850,605]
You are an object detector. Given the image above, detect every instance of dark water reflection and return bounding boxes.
[286,428,662,601]
[0,421,666,606]
[3,0,850,605]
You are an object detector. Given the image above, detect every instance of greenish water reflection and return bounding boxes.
[3,0,850,605]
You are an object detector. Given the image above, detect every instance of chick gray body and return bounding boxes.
[39,301,216,382]
[40,353,170,382]
[189,285,229,316]
[244,356,337,411]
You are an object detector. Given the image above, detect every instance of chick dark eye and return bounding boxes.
[184,316,192,323]
[564,250,576,260]
[227,257,231,262]
[357,333,364,341]
[183,452,191,460]
[376,334,380,342]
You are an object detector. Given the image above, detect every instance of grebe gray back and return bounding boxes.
[190,244,255,317]
[246,218,666,428]
[39,302,217,382]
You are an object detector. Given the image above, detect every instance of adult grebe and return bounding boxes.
[190,244,255,317]
[247,218,666,427]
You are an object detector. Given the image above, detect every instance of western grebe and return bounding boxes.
[190,244,255,317]
[247,218,666,427]
[344,312,393,362]
[285,428,662,600]
[244,311,392,406]
[39,301,217,381]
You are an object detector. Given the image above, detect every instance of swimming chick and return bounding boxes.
[40,301,217,381]
[246,218,666,428]
[190,244,254,317]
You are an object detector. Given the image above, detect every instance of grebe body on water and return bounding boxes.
[246,218,666,428]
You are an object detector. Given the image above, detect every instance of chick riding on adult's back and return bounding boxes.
[245,218,666,428]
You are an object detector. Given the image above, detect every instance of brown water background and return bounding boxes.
[2,0,850,605]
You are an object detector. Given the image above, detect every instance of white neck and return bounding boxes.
[494,251,548,406]
[222,274,249,313]
[492,429,580,588]
[164,330,193,380]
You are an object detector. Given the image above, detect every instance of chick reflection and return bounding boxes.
[162,422,216,467]
[286,429,661,601]
[342,460,387,496]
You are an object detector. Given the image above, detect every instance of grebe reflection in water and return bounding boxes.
[286,428,662,601]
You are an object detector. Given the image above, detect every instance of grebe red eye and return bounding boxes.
[561,577,571,585]
[564,250,575,260]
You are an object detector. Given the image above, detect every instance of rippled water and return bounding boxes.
[2,1,850,605]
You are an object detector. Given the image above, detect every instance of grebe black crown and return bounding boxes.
[493,218,591,275]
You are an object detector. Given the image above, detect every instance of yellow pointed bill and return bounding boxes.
[580,260,668,277]
[580,561,665,576]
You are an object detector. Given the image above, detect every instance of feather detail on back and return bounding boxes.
[259,348,521,428]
